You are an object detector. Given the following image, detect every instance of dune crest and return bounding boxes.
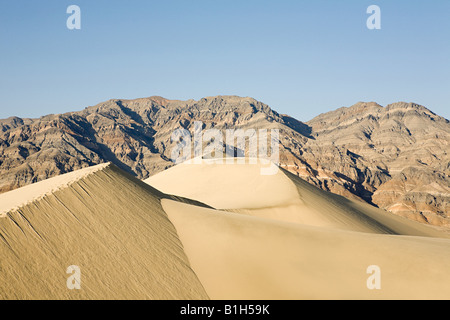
[0,163,109,218]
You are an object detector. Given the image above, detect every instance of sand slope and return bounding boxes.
[0,163,208,299]
[163,199,450,299]
[145,158,450,299]
[2,158,450,300]
[145,158,297,210]
[146,158,450,238]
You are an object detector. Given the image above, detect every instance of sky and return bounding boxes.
[0,0,449,121]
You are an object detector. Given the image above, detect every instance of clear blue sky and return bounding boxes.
[1,0,449,121]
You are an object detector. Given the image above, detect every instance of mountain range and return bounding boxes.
[0,96,448,227]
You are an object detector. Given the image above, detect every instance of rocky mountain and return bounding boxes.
[0,96,449,227]
[306,102,449,226]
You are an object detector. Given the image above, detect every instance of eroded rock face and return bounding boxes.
[0,97,449,227]
[306,102,450,226]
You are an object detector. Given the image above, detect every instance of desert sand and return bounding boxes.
[146,158,450,238]
[0,163,110,217]
[0,163,208,299]
[148,158,450,299]
[163,199,450,299]
[1,158,449,299]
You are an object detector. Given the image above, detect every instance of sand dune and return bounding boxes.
[146,158,450,238]
[0,163,109,217]
[2,158,450,299]
[145,158,298,210]
[163,199,450,299]
[147,158,450,299]
[0,163,208,299]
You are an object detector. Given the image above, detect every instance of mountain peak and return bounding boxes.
[385,101,437,116]
[147,96,172,106]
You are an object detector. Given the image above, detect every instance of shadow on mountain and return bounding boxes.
[281,115,313,139]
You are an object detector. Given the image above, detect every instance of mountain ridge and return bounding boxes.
[0,95,448,227]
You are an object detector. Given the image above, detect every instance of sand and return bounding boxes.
[162,199,450,299]
[1,158,450,299]
[0,163,208,299]
[145,158,297,210]
[148,158,450,299]
[146,158,450,238]
[0,163,109,218]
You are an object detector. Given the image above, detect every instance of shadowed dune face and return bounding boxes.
[0,164,208,300]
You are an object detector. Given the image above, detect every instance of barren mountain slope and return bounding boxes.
[307,102,450,226]
[1,97,448,226]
